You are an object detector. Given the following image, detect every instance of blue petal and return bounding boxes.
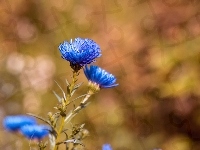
[102,144,112,150]
[59,38,102,68]
[83,65,118,89]
[3,115,37,131]
[20,125,50,140]
[102,83,119,88]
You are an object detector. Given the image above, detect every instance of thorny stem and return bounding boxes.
[66,71,78,101]
[53,71,78,150]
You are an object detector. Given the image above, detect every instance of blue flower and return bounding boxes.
[102,144,112,150]
[59,38,102,71]
[3,115,37,131]
[84,65,118,89]
[20,125,50,140]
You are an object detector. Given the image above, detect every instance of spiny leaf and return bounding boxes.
[54,80,66,101]
[71,82,83,96]
[80,123,85,128]
[65,79,70,86]
[71,90,76,97]
[70,94,88,104]
[53,90,62,103]
[74,82,83,89]
[63,139,85,147]
[27,113,51,126]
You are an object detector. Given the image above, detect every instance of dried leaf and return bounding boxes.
[65,79,70,86]
[54,80,66,101]
[53,90,62,103]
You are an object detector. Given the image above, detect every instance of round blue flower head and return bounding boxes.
[3,115,37,131]
[84,65,118,91]
[20,125,51,140]
[59,38,102,71]
[102,144,112,150]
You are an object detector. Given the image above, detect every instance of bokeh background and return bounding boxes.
[1,0,200,149]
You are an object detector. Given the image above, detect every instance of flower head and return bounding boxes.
[20,125,51,140]
[3,115,37,131]
[102,144,112,150]
[84,65,118,90]
[59,38,102,71]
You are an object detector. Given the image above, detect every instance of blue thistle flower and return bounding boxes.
[20,125,50,140]
[83,65,118,90]
[3,115,37,131]
[102,144,112,150]
[59,38,102,71]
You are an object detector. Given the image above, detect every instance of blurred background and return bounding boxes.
[1,0,200,149]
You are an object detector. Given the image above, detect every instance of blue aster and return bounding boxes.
[59,38,102,71]
[84,65,118,89]
[102,144,112,150]
[20,125,51,140]
[3,115,37,131]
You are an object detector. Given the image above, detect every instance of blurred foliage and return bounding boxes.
[1,0,200,150]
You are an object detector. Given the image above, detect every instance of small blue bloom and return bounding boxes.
[84,65,118,88]
[3,115,37,131]
[102,144,112,150]
[59,38,102,71]
[20,125,50,140]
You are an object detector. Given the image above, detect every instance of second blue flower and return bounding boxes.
[84,65,118,89]
[3,115,37,131]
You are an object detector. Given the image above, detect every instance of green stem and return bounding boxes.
[52,71,78,150]
[67,71,77,100]
[65,90,93,123]
[53,116,65,150]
